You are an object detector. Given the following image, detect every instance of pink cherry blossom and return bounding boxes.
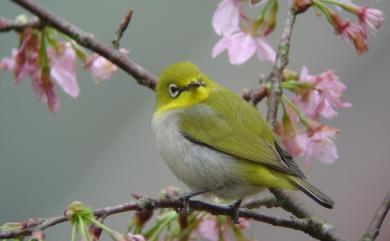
[2,29,59,111]
[338,21,368,54]
[14,28,40,85]
[296,126,340,165]
[212,32,275,65]
[317,70,352,109]
[85,48,128,81]
[16,29,59,112]
[340,3,384,33]
[329,12,368,54]
[48,42,79,98]
[124,233,145,241]
[342,22,368,54]
[294,67,351,120]
[277,106,303,157]
[358,6,384,33]
[236,218,250,229]
[197,215,250,241]
[0,29,77,112]
[212,0,241,36]
[282,135,304,157]
[197,217,230,241]
[31,68,60,112]
[0,48,17,71]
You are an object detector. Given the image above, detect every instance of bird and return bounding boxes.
[152,61,334,220]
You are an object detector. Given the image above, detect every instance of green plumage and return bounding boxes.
[154,61,334,208]
[179,85,305,178]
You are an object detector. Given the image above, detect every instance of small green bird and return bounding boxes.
[152,61,334,214]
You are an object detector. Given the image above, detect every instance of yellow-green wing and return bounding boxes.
[178,86,305,178]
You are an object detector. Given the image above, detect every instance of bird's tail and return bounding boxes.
[290,177,335,209]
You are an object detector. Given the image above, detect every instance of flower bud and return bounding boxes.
[134,209,153,227]
[293,0,312,14]
[160,186,180,199]
[31,231,45,241]
[125,233,145,241]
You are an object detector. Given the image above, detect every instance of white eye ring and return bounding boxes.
[168,84,180,98]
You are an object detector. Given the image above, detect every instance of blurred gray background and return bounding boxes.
[0,0,389,240]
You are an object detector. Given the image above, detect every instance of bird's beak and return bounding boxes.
[184,81,204,91]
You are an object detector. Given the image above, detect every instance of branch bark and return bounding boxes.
[9,0,157,90]
[360,191,390,241]
[266,7,296,127]
[0,197,345,241]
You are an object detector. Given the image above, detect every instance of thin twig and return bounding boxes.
[0,197,344,241]
[360,191,390,241]
[241,86,268,105]
[266,6,314,219]
[112,9,133,49]
[264,6,346,241]
[9,0,157,90]
[266,7,296,127]
[265,6,314,218]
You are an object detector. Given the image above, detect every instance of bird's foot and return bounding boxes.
[229,199,242,224]
[176,189,212,215]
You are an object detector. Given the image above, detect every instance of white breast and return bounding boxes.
[152,107,261,200]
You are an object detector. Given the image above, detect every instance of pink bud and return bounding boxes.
[358,6,384,33]
[85,49,128,81]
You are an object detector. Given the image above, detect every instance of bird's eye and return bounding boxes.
[168,84,180,98]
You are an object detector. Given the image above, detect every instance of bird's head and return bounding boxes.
[155,61,216,114]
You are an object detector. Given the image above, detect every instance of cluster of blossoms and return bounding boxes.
[211,0,384,66]
[296,0,384,54]
[212,0,277,65]
[212,0,383,166]
[0,16,127,112]
[276,67,351,165]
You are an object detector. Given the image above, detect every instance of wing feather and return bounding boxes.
[178,86,305,178]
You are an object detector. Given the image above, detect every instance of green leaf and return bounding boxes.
[144,211,178,241]
[231,224,248,241]
[177,213,205,241]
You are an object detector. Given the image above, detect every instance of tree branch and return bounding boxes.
[9,0,157,90]
[360,191,390,241]
[0,197,345,241]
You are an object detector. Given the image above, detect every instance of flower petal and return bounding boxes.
[49,42,79,98]
[212,36,230,58]
[212,0,241,36]
[227,33,256,65]
[0,49,17,71]
[256,38,276,63]
[198,219,218,241]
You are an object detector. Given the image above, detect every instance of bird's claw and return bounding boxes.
[229,199,242,224]
[175,189,212,216]
[177,193,191,215]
